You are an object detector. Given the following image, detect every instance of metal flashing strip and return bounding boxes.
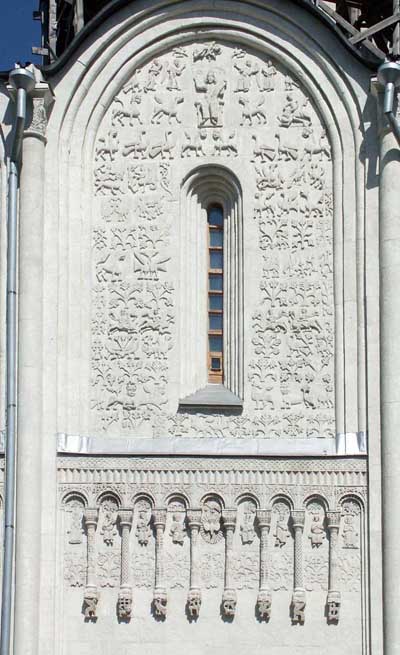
[335,431,368,456]
[57,432,368,457]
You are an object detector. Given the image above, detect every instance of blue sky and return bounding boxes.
[0,1,42,71]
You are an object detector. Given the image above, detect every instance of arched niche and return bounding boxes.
[181,165,243,398]
[48,1,368,442]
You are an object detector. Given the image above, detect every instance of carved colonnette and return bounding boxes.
[59,456,366,623]
[117,508,133,620]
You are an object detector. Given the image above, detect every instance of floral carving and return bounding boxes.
[64,554,86,587]
[98,551,121,587]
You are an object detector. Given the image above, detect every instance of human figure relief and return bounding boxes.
[274,505,290,547]
[233,58,259,93]
[100,500,118,546]
[257,60,277,92]
[144,59,163,92]
[170,511,186,544]
[309,514,325,548]
[240,502,257,545]
[194,71,227,127]
[136,502,152,546]
[163,58,186,91]
[200,499,223,544]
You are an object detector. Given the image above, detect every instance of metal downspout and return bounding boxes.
[377,65,400,147]
[0,66,35,655]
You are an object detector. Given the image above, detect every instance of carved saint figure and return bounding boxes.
[100,500,118,546]
[163,59,186,91]
[194,71,227,127]
[144,59,162,92]
[200,499,223,544]
[233,58,259,93]
[170,511,186,544]
[67,500,84,545]
[342,505,359,549]
[136,502,152,546]
[257,60,277,92]
[309,514,325,548]
[240,501,256,545]
[273,504,290,548]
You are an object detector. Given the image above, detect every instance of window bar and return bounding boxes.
[208,205,223,383]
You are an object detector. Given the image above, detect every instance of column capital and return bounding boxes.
[222,509,237,531]
[152,508,167,528]
[118,508,133,528]
[187,509,202,528]
[256,509,271,529]
[84,508,98,527]
[327,511,341,531]
[291,510,305,529]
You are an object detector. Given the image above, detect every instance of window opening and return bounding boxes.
[208,204,224,383]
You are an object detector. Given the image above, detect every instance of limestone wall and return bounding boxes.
[0,1,377,654]
[90,41,335,440]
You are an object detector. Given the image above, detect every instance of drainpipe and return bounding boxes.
[377,61,400,147]
[0,66,35,655]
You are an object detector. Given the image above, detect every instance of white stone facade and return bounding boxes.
[0,0,389,654]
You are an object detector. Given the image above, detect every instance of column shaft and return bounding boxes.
[380,117,400,655]
[152,509,167,618]
[118,509,133,620]
[187,509,202,617]
[14,129,45,655]
[256,510,272,620]
[222,510,237,618]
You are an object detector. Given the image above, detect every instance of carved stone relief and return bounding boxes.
[59,460,365,623]
[269,502,293,591]
[200,498,223,544]
[91,41,334,440]
[63,496,87,588]
[336,500,361,591]
[97,496,121,587]
[304,501,329,592]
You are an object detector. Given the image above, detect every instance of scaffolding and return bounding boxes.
[32,0,400,66]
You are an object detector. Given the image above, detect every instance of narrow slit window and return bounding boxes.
[208,204,223,383]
